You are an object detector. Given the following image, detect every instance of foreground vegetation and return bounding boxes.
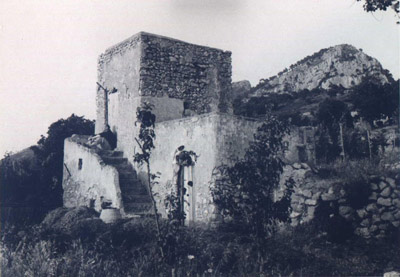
[1,211,399,277]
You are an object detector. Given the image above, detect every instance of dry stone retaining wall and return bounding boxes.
[280,163,400,239]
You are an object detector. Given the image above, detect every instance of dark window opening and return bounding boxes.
[298,146,308,162]
[183,101,190,110]
[78,159,83,170]
[283,141,289,151]
[299,129,305,144]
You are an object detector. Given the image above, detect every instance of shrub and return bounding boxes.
[1,217,400,276]
[211,113,293,247]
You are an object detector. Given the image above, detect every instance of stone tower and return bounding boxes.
[96,32,233,161]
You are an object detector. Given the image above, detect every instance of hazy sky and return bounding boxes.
[0,0,398,156]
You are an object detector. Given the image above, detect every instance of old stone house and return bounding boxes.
[62,33,400,236]
[63,32,262,224]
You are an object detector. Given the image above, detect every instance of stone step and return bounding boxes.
[120,175,137,182]
[124,202,153,213]
[120,184,147,194]
[119,171,138,179]
[119,179,142,189]
[115,164,136,173]
[96,149,154,216]
[102,156,128,165]
[129,210,155,217]
[119,179,147,189]
[119,178,148,192]
[122,194,151,203]
[119,177,142,185]
[99,150,124,158]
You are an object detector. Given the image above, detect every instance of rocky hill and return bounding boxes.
[251,44,393,96]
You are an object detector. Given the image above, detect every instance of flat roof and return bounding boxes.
[102,31,231,57]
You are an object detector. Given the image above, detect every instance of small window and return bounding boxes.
[183,101,190,110]
[78,159,83,170]
[299,129,305,144]
[283,141,289,151]
[298,146,308,162]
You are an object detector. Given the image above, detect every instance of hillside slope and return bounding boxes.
[251,44,393,96]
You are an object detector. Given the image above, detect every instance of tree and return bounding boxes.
[36,114,95,206]
[357,0,399,13]
[315,99,352,163]
[357,0,400,23]
[0,114,94,226]
[0,151,41,206]
[133,102,164,257]
[350,80,399,125]
[211,112,294,271]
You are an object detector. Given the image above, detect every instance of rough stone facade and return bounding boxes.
[96,32,232,166]
[138,33,232,114]
[64,32,257,224]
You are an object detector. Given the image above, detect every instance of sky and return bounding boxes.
[0,0,398,156]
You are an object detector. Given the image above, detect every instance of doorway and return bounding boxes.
[177,165,195,225]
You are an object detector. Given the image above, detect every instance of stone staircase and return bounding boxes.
[98,150,153,216]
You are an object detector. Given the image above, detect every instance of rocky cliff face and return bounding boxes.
[251,44,393,96]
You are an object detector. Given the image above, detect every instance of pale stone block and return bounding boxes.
[386,178,396,189]
[377,197,392,207]
[381,212,395,221]
[370,183,379,191]
[366,203,378,212]
[369,192,378,200]
[392,221,400,228]
[356,209,368,219]
[379,181,388,190]
[381,187,392,198]
[305,199,317,206]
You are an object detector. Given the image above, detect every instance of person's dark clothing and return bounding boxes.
[100,129,117,149]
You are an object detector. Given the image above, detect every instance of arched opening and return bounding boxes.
[173,146,197,225]
[177,165,195,225]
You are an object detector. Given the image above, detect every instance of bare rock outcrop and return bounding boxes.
[252,44,393,96]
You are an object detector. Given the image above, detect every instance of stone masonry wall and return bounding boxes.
[280,162,400,239]
[96,32,233,164]
[62,135,122,212]
[139,33,232,116]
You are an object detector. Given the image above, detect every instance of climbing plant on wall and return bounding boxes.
[165,146,198,225]
[162,146,198,265]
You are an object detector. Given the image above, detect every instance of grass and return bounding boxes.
[1,216,399,277]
